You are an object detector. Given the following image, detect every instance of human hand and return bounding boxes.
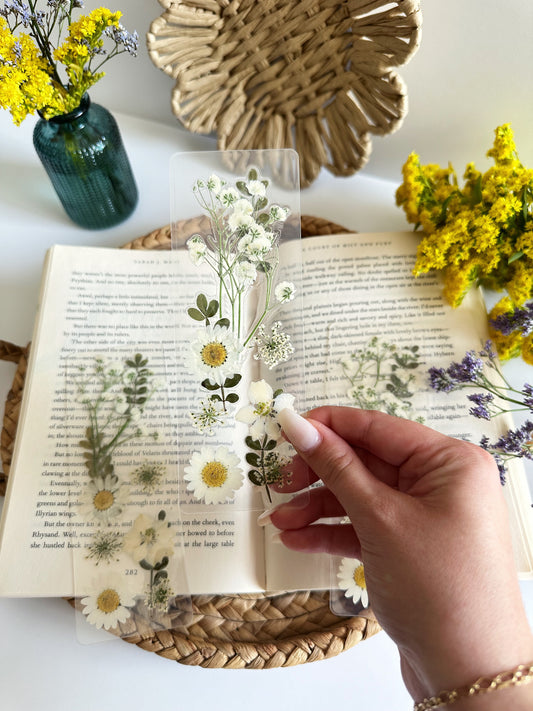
[263,407,533,705]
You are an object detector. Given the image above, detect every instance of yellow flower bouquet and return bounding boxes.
[0,1,138,124]
[396,124,533,362]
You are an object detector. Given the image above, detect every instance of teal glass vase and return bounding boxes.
[33,95,138,229]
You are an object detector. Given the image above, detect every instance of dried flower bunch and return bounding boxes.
[0,0,137,124]
[396,124,533,362]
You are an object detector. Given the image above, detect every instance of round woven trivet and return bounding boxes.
[147,0,422,188]
[0,215,380,668]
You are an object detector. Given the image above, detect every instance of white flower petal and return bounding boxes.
[248,379,273,404]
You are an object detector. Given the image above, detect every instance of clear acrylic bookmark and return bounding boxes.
[168,149,311,515]
[64,349,192,643]
[325,323,431,615]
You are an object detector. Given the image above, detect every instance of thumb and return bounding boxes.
[278,408,390,520]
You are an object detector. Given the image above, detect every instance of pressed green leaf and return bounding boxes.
[245,436,261,450]
[248,470,264,486]
[257,213,269,225]
[236,180,250,196]
[248,168,258,181]
[188,307,205,321]
[216,318,230,329]
[255,197,268,211]
[224,373,242,388]
[139,559,153,571]
[196,293,208,312]
[226,393,239,403]
[264,439,277,451]
[201,379,220,391]
[154,570,168,584]
[246,452,260,466]
[154,556,169,571]
[206,300,219,317]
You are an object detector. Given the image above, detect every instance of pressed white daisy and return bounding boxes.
[122,513,175,566]
[337,557,369,607]
[80,573,136,630]
[274,281,296,303]
[79,475,129,525]
[235,379,295,440]
[184,446,244,504]
[190,324,242,384]
[247,179,266,197]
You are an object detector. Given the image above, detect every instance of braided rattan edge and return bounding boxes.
[1,216,381,668]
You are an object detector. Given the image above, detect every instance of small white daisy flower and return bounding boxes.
[123,513,175,567]
[190,324,242,384]
[236,379,295,440]
[274,281,296,303]
[184,446,244,505]
[247,180,266,197]
[79,475,129,525]
[80,573,136,630]
[337,557,369,607]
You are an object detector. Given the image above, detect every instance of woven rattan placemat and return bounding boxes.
[0,215,380,668]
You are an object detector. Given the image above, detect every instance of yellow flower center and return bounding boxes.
[201,461,228,488]
[93,489,114,511]
[353,564,366,590]
[97,588,120,614]
[201,341,228,368]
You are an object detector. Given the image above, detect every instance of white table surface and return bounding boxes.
[0,109,532,711]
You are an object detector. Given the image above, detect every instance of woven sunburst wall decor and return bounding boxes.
[147,0,422,187]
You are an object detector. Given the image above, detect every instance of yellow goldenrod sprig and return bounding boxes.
[396,124,533,361]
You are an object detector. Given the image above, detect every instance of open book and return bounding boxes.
[1,231,532,600]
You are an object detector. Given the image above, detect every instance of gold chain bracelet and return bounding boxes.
[413,662,533,710]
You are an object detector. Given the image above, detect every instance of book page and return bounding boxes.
[0,246,265,596]
[265,232,533,590]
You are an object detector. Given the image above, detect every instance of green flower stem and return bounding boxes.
[243,267,276,347]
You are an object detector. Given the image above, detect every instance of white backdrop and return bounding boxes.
[85,0,533,182]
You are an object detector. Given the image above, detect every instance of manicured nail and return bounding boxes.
[278,408,321,452]
[257,507,276,527]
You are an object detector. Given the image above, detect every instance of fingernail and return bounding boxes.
[257,507,276,527]
[278,409,321,452]
[271,532,283,544]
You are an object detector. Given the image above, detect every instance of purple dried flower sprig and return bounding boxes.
[490,301,533,337]
[429,340,533,482]
[428,341,530,418]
